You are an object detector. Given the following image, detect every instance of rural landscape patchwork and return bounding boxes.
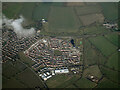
[2,2,120,88]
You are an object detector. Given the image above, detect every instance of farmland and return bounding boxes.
[100,66,119,83]
[33,3,51,21]
[106,52,119,71]
[48,6,81,32]
[75,78,97,88]
[2,3,23,19]
[79,13,104,26]
[83,65,102,79]
[2,59,45,88]
[88,36,117,57]
[96,78,119,88]
[83,25,109,35]
[75,5,102,15]
[99,2,118,21]
[104,32,119,46]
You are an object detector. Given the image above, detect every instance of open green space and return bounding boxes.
[3,3,23,19]
[100,66,119,83]
[3,78,27,88]
[56,75,80,88]
[3,62,20,78]
[104,32,118,47]
[84,25,109,35]
[79,13,104,26]
[100,2,118,21]
[96,78,120,88]
[84,39,107,66]
[33,3,51,21]
[13,60,27,71]
[66,84,77,88]
[83,65,102,79]
[48,6,81,32]
[106,52,119,71]
[46,74,70,88]
[20,3,36,24]
[89,36,117,57]
[75,5,102,15]
[16,68,44,88]
[84,39,99,66]
[75,77,97,88]
[46,74,80,88]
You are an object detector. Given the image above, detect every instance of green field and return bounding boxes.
[79,13,104,26]
[106,52,119,71]
[100,66,119,83]
[48,6,81,32]
[20,3,36,24]
[3,78,27,88]
[75,77,97,88]
[33,3,51,21]
[104,33,118,47]
[84,25,109,35]
[100,2,118,21]
[89,36,117,57]
[83,65,102,79]
[3,3,23,19]
[56,75,80,88]
[2,61,21,78]
[75,5,102,15]
[16,68,44,88]
[84,39,99,65]
[46,75,70,88]
[96,78,120,88]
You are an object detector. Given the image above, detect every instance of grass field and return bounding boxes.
[56,75,80,88]
[48,6,81,32]
[20,3,36,24]
[3,3,23,19]
[46,74,70,88]
[79,13,104,26]
[84,25,109,35]
[84,39,99,66]
[83,65,102,79]
[13,60,27,71]
[106,52,119,71]
[104,33,118,47]
[2,61,21,78]
[100,2,118,21]
[75,77,97,88]
[100,66,119,83]
[96,78,119,88]
[66,84,76,88]
[33,3,51,21]
[16,68,44,88]
[66,2,85,6]
[3,78,27,88]
[88,36,117,57]
[75,5,102,15]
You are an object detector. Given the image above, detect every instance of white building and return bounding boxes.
[55,69,69,74]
